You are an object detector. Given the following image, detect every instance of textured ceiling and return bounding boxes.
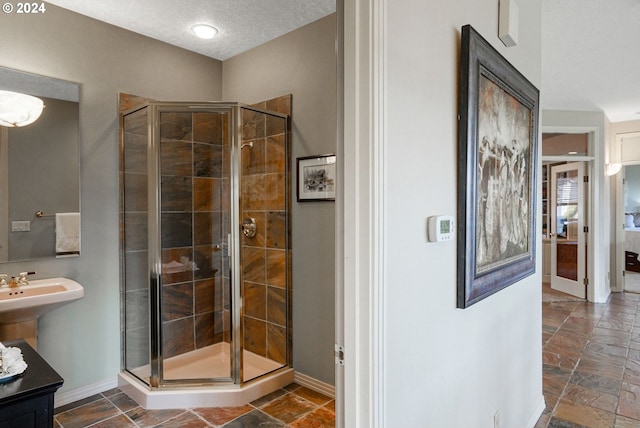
[541,0,640,122]
[46,0,640,123]
[45,0,336,61]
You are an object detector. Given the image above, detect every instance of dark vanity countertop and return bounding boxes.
[0,339,63,406]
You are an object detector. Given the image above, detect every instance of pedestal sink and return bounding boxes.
[0,277,84,348]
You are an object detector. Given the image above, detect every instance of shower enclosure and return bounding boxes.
[119,100,291,396]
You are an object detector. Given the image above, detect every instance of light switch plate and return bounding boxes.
[11,221,30,232]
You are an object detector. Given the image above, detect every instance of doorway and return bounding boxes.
[541,132,593,300]
[615,132,640,293]
[548,161,587,298]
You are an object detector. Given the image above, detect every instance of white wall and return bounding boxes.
[0,5,222,392]
[343,0,544,426]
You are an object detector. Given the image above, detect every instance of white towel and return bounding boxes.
[56,212,80,255]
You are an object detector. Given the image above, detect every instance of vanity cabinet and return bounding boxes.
[0,338,63,428]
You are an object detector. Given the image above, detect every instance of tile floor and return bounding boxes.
[53,383,335,428]
[536,291,640,427]
[54,289,640,428]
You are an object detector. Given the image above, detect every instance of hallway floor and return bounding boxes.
[53,382,335,427]
[536,292,640,427]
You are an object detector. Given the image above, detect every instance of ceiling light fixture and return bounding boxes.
[191,24,218,39]
[0,90,44,127]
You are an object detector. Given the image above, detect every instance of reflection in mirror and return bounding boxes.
[0,67,80,262]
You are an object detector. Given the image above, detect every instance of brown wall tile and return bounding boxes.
[161,176,192,212]
[265,173,285,210]
[243,247,266,284]
[161,213,193,248]
[242,109,265,140]
[163,317,194,358]
[267,286,286,326]
[242,138,266,175]
[265,135,285,174]
[160,112,193,141]
[193,112,223,145]
[195,312,216,348]
[266,95,292,116]
[244,282,266,319]
[195,278,217,314]
[266,211,286,249]
[244,317,266,356]
[267,324,286,365]
[124,213,148,251]
[266,250,286,288]
[241,174,266,211]
[162,283,194,322]
[194,142,223,178]
[161,140,192,176]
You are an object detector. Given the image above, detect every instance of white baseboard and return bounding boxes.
[293,371,335,398]
[526,396,546,428]
[55,376,119,408]
[54,371,334,409]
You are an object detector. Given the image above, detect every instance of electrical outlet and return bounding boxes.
[494,410,500,428]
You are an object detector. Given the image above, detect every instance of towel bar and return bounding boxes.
[35,211,55,218]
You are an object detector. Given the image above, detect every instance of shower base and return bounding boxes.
[119,343,294,409]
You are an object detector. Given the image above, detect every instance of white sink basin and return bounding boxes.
[0,277,84,324]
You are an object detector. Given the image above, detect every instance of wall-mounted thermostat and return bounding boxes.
[427,215,455,242]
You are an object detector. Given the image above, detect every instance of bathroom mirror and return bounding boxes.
[0,66,80,262]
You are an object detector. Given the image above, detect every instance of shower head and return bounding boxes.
[241,141,254,150]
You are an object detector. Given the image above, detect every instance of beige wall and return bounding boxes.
[223,14,337,385]
[0,4,222,392]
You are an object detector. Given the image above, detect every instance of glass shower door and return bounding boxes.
[157,107,235,383]
[122,106,152,385]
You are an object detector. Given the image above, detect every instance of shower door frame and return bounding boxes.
[122,101,291,389]
[149,103,242,388]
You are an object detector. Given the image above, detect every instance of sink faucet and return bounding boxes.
[8,272,35,288]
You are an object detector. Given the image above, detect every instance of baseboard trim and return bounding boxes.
[293,371,335,398]
[55,376,119,408]
[526,395,546,428]
[53,371,334,408]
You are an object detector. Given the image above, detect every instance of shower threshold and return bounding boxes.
[119,342,294,409]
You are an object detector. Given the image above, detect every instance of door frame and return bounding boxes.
[549,161,587,298]
[541,126,596,301]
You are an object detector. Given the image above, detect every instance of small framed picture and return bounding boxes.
[296,154,336,201]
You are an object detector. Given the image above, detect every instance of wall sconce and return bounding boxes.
[0,90,44,127]
[605,162,622,176]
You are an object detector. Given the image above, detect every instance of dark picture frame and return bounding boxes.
[457,25,539,308]
[296,154,336,201]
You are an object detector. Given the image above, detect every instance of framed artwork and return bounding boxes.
[457,25,539,308]
[297,154,336,201]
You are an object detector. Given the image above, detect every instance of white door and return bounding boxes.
[550,162,587,298]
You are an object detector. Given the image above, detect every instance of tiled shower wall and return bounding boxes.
[241,95,291,366]
[121,94,291,375]
[121,104,229,366]
[158,110,228,358]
